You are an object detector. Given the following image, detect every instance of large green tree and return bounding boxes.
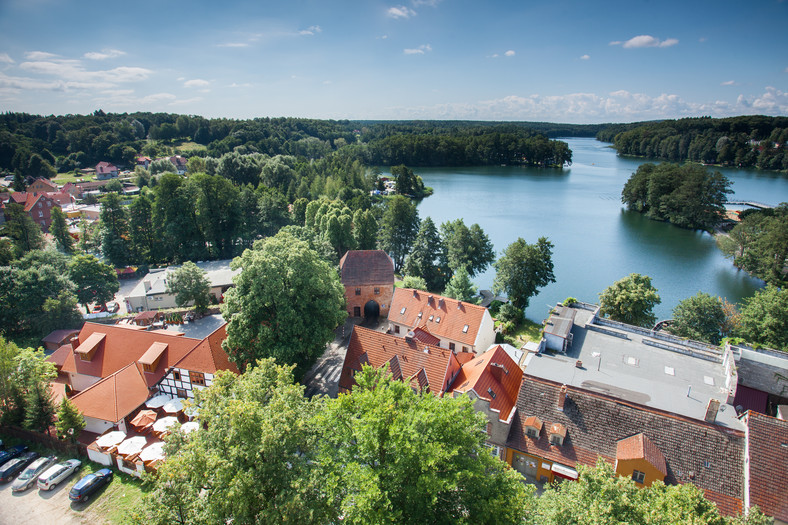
[68,254,120,311]
[441,219,495,277]
[221,231,346,376]
[134,359,328,525]
[378,195,420,272]
[443,265,478,303]
[1,202,44,258]
[493,237,556,311]
[671,292,726,345]
[352,208,378,250]
[166,262,212,312]
[128,193,158,263]
[599,273,662,328]
[189,173,241,259]
[736,285,788,352]
[55,397,85,442]
[403,217,450,291]
[99,192,131,267]
[153,173,208,262]
[315,365,532,524]
[0,338,57,427]
[49,207,74,253]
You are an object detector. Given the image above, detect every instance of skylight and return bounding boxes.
[462,324,469,333]
[400,307,406,315]
[428,315,434,321]
[436,317,441,323]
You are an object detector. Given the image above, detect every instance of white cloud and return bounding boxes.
[404,44,432,55]
[84,48,126,60]
[24,51,58,60]
[299,25,322,35]
[0,53,15,64]
[184,78,210,88]
[387,5,416,19]
[721,80,736,86]
[412,0,441,6]
[16,57,153,91]
[611,35,679,48]
[170,96,203,106]
[141,92,176,104]
[580,54,590,60]
[504,50,515,57]
[228,82,252,88]
[218,42,249,48]
[384,88,788,123]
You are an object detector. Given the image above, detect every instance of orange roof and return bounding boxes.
[450,345,523,422]
[411,326,441,346]
[70,363,151,423]
[339,325,458,395]
[46,344,73,369]
[48,381,68,406]
[174,324,240,375]
[389,288,488,347]
[616,433,668,477]
[138,342,168,367]
[523,416,543,431]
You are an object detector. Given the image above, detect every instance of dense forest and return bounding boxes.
[597,116,788,170]
[0,112,588,176]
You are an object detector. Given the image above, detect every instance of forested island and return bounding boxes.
[597,115,788,171]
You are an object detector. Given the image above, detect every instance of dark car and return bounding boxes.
[0,452,39,483]
[0,444,28,467]
[69,468,113,503]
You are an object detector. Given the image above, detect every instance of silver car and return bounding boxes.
[37,459,82,491]
[11,455,57,492]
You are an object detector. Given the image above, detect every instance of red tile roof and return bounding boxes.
[42,329,79,346]
[69,362,151,423]
[389,288,488,347]
[746,411,788,522]
[616,433,668,477]
[450,345,523,422]
[174,324,239,375]
[339,250,394,286]
[411,326,441,346]
[46,344,73,370]
[339,325,458,395]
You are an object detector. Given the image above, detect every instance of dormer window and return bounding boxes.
[523,416,543,439]
[462,324,469,333]
[526,427,539,438]
[548,422,567,446]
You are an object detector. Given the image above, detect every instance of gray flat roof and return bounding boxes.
[524,308,743,430]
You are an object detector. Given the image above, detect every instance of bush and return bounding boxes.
[562,296,578,306]
[498,303,524,324]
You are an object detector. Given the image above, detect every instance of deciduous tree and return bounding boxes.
[671,292,726,345]
[441,219,495,277]
[99,192,131,267]
[599,273,661,328]
[68,254,120,311]
[493,237,556,312]
[166,262,211,312]
[443,265,477,303]
[49,207,74,253]
[352,208,378,250]
[378,195,419,272]
[221,231,346,376]
[1,203,44,258]
[736,285,788,352]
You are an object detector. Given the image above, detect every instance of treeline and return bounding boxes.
[598,115,788,170]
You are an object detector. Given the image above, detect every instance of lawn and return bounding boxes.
[494,317,543,348]
[175,141,207,154]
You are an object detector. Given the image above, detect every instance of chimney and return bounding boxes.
[490,363,503,382]
[428,295,434,304]
[557,384,567,411]
[438,298,444,308]
[405,331,415,342]
[412,289,418,298]
[704,399,721,423]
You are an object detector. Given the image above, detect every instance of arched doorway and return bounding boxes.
[364,300,380,319]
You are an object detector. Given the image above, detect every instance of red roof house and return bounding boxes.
[339,250,394,319]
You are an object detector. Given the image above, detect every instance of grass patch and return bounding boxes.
[494,317,543,347]
[175,141,207,153]
[53,172,87,184]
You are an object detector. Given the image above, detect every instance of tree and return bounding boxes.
[0,338,57,427]
[441,219,495,277]
[400,275,428,291]
[55,397,85,442]
[443,265,478,303]
[23,380,55,432]
[736,285,788,352]
[671,292,726,345]
[599,273,662,328]
[221,231,347,376]
[403,217,450,291]
[378,195,420,272]
[391,164,427,198]
[493,237,556,312]
[1,202,44,258]
[352,208,378,250]
[315,366,532,524]
[149,157,177,175]
[166,262,211,312]
[99,192,131,267]
[128,193,158,263]
[134,359,329,525]
[68,254,120,311]
[49,207,74,253]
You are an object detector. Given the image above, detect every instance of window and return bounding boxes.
[449,342,456,351]
[394,325,400,334]
[189,371,205,386]
[632,470,646,484]
[353,306,361,317]
[428,315,434,321]
[374,287,380,295]
[435,317,441,323]
[526,427,538,438]
[417,312,423,319]
[400,307,406,314]
[487,387,496,399]
[173,371,181,381]
[462,346,468,352]
[47,200,51,207]
[38,211,44,217]
[38,202,42,208]
[176,388,187,398]
[462,324,469,333]
[355,288,361,296]
[549,434,564,446]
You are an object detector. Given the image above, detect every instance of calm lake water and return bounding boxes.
[409,137,788,321]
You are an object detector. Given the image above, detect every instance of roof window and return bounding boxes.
[400,307,406,315]
[435,317,441,323]
[418,312,423,319]
[462,324,469,333]
[428,315,434,322]
[487,387,496,399]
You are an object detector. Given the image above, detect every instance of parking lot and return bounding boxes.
[0,474,97,525]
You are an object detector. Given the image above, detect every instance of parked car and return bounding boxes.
[0,444,28,467]
[69,468,113,503]
[0,452,39,483]
[106,301,120,313]
[38,459,82,491]
[12,455,57,492]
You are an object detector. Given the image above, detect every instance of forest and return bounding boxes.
[597,115,788,170]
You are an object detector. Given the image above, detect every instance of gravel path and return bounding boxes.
[0,477,101,525]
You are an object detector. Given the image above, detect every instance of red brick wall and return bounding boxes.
[344,284,393,318]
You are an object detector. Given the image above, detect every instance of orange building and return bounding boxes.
[338,250,394,319]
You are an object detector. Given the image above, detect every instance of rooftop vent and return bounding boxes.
[704,398,721,423]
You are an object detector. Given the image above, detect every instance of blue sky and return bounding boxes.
[0,0,786,123]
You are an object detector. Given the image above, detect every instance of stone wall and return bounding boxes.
[344,284,393,318]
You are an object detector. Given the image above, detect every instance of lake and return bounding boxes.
[409,137,788,321]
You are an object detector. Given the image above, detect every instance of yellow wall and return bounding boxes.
[615,458,665,487]
[506,449,555,483]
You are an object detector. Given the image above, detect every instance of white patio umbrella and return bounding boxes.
[180,421,200,434]
[139,442,166,462]
[145,393,172,409]
[96,430,126,449]
[152,416,179,433]
[117,436,147,456]
[162,397,184,414]
[183,405,200,419]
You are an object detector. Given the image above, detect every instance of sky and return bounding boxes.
[0,0,786,123]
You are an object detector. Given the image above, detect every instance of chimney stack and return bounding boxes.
[558,384,567,411]
[704,399,721,423]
